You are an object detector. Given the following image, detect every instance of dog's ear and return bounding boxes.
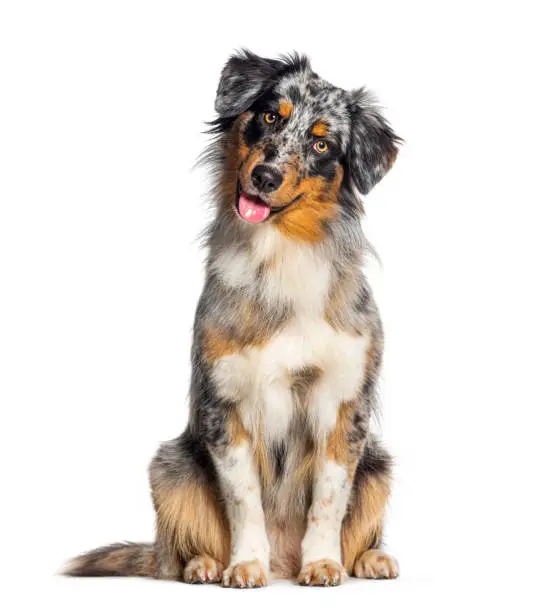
[215,50,284,117]
[347,88,401,195]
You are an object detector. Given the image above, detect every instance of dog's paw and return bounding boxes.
[183,555,224,584]
[297,559,345,586]
[222,560,268,588]
[353,550,399,579]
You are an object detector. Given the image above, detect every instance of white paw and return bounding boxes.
[297,559,345,586]
[222,560,268,588]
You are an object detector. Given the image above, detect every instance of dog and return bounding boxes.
[64,50,401,587]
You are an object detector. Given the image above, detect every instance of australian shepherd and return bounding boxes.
[64,50,401,587]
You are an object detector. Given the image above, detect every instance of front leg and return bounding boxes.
[201,326,272,588]
[211,434,270,588]
[298,398,364,586]
[298,456,351,586]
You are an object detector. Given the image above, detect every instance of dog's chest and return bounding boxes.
[238,317,368,441]
[211,229,369,445]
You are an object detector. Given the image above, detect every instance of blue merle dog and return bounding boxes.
[64,50,401,587]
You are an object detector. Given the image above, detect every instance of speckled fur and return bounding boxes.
[63,50,400,587]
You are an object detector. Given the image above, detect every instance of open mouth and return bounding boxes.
[236,189,272,224]
[234,183,301,224]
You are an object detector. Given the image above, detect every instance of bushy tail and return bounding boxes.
[62,542,157,578]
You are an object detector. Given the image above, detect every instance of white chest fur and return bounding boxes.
[213,316,368,444]
[212,225,332,315]
[211,227,369,445]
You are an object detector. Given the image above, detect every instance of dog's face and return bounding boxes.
[214,52,400,242]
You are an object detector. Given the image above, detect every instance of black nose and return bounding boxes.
[251,165,283,193]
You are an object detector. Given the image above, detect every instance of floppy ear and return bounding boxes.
[347,88,401,195]
[215,50,284,117]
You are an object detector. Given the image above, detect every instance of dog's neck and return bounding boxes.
[208,213,366,321]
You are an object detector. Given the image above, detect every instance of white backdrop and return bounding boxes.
[1,1,542,610]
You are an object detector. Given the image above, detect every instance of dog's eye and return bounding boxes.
[263,112,277,125]
[313,140,328,153]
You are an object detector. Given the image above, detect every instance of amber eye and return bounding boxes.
[313,140,328,153]
[264,111,277,124]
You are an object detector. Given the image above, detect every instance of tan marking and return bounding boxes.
[341,470,391,574]
[274,167,343,243]
[294,437,320,485]
[255,432,274,489]
[227,408,250,446]
[353,549,399,579]
[326,400,357,470]
[203,328,241,362]
[312,121,328,137]
[278,100,293,118]
[153,481,230,567]
[229,407,274,484]
[203,316,272,363]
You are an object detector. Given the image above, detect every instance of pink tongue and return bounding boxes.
[238,192,271,223]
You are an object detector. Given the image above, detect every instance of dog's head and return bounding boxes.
[212,50,400,242]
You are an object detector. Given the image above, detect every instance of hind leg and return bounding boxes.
[149,433,230,583]
[154,535,183,581]
[341,437,399,579]
[352,549,399,579]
